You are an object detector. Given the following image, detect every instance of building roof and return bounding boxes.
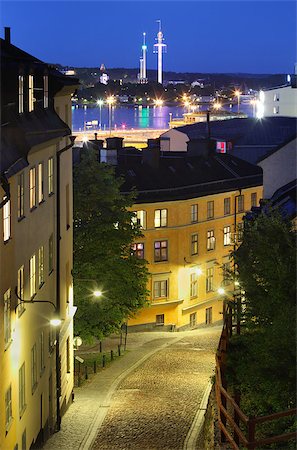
[116,149,262,203]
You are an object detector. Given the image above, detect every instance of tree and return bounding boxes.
[227,207,296,439]
[73,146,149,342]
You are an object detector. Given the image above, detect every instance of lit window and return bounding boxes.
[17,266,25,316]
[191,204,198,222]
[216,141,226,153]
[49,234,54,273]
[29,167,36,209]
[251,192,257,208]
[156,314,164,325]
[207,201,214,219]
[190,272,198,298]
[30,254,36,298]
[18,173,25,219]
[237,195,244,213]
[273,106,279,114]
[43,75,48,108]
[48,157,54,195]
[5,385,12,431]
[190,312,197,327]
[4,289,11,346]
[154,240,168,262]
[154,209,167,228]
[191,233,198,255]
[207,230,215,250]
[28,75,34,112]
[131,242,144,259]
[38,246,44,287]
[206,267,214,292]
[153,280,168,298]
[3,197,11,241]
[223,226,231,246]
[224,197,230,215]
[132,210,146,229]
[38,163,44,204]
[31,343,37,392]
[19,363,26,416]
[19,75,24,113]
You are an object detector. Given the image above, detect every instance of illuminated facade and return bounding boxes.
[0,28,78,449]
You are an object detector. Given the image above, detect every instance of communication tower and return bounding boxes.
[138,32,148,83]
[153,20,167,84]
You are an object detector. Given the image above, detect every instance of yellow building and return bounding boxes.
[112,142,263,330]
[0,29,78,449]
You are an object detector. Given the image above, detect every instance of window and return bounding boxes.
[156,314,164,325]
[19,75,24,113]
[154,209,167,228]
[251,192,257,207]
[237,222,244,242]
[131,242,144,259]
[3,198,11,241]
[48,157,54,195]
[273,106,279,114]
[206,267,214,292]
[132,210,146,229]
[4,289,11,346]
[190,272,198,298]
[237,195,244,213]
[223,226,231,246]
[49,234,54,273]
[206,307,212,325]
[191,233,198,255]
[207,201,214,219]
[153,280,168,299]
[66,184,70,229]
[43,75,48,108]
[30,254,36,298]
[154,240,168,262]
[28,75,34,112]
[40,332,45,374]
[190,312,197,327]
[38,163,44,203]
[31,343,37,392]
[18,173,25,219]
[19,363,26,416]
[29,167,36,209]
[191,204,198,222]
[38,246,44,287]
[223,262,232,286]
[17,266,25,316]
[216,141,226,154]
[207,230,215,250]
[273,93,279,101]
[66,337,71,373]
[224,197,230,215]
[5,385,12,431]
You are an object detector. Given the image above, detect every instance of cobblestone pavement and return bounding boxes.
[43,327,221,450]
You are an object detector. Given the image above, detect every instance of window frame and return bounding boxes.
[154,208,167,228]
[43,75,49,109]
[132,242,144,259]
[223,225,231,246]
[207,200,214,219]
[5,384,12,431]
[31,343,38,393]
[19,363,26,417]
[29,167,36,210]
[153,280,168,299]
[207,230,215,251]
[4,289,12,347]
[28,74,34,112]
[19,75,24,114]
[18,173,25,219]
[191,233,198,256]
[206,267,214,293]
[190,272,198,298]
[38,246,44,287]
[154,240,168,262]
[17,266,25,316]
[29,254,36,298]
[191,204,198,223]
[224,197,231,215]
[3,197,11,242]
[38,163,44,204]
[237,195,244,213]
[48,157,54,195]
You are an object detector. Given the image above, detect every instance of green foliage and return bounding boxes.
[73,146,149,342]
[227,208,296,440]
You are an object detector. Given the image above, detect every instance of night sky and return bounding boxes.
[1,1,296,73]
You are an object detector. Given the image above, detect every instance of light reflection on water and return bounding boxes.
[72,103,254,132]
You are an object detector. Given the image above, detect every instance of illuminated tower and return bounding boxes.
[138,32,147,83]
[153,20,167,84]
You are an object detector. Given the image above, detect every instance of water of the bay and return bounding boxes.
[72,103,254,132]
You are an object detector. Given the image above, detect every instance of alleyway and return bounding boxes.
[43,326,221,450]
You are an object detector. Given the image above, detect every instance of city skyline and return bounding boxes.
[0,1,296,74]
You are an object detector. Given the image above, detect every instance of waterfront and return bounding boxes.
[72,103,254,132]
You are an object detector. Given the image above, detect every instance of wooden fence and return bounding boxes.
[215,303,296,449]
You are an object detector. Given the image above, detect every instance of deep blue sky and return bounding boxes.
[1,1,296,73]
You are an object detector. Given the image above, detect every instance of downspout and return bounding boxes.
[55,136,76,431]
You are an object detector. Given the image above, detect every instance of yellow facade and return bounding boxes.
[128,186,263,330]
[0,92,75,449]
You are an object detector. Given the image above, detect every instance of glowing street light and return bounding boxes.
[234,90,241,113]
[50,318,62,327]
[213,102,222,111]
[218,288,225,296]
[154,98,164,107]
[195,267,203,276]
[82,135,89,143]
[93,290,103,298]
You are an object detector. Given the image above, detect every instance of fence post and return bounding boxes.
[93,360,97,374]
[124,323,128,351]
[118,344,121,357]
[102,354,106,368]
[99,341,102,353]
[85,365,88,380]
[233,390,241,446]
[247,416,256,450]
[111,350,114,361]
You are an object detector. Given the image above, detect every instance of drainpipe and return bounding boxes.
[55,136,76,431]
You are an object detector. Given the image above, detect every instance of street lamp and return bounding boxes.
[154,98,164,107]
[14,287,61,325]
[106,96,115,135]
[234,90,241,113]
[213,102,222,111]
[96,99,104,130]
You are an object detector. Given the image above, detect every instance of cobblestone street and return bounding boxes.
[44,327,221,450]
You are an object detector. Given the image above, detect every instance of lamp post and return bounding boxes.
[14,287,61,325]
[106,96,115,136]
[97,99,104,130]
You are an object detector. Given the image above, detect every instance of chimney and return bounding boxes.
[4,27,11,43]
[142,146,160,169]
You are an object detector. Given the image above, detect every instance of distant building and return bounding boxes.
[100,73,109,85]
[0,28,78,449]
[191,80,205,88]
[257,72,297,118]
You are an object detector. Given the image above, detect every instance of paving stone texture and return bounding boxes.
[43,327,221,450]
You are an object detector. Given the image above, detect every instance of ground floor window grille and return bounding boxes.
[156,314,164,325]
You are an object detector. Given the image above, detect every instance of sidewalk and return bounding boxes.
[43,327,221,450]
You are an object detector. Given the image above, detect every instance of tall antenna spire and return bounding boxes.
[138,32,148,84]
[153,20,167,84]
